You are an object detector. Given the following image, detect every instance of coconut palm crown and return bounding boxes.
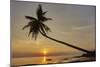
[23,4,52,40]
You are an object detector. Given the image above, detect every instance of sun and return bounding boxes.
[42,48,48,55]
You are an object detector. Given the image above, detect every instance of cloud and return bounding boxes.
[72,25,95,30]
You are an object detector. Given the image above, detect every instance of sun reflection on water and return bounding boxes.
[43,56,46,63]
[42,48,48,63]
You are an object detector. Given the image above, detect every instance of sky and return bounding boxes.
[11,1,96,58]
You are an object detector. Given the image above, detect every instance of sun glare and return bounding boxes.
[43,48,48,55]
[41,48,48,63]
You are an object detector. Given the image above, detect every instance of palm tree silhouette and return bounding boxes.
[23,4,91,53]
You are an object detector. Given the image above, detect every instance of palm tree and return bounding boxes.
[23,4,91,53]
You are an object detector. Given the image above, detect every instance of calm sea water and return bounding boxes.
[11,53,94,66]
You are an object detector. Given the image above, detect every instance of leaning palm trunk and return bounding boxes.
[40,31,90,53]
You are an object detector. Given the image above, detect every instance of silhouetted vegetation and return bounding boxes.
[23,4,95,55]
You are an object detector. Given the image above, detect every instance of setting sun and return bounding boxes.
[43,48,48,55]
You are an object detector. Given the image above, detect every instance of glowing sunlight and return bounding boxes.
[43,48,48,55]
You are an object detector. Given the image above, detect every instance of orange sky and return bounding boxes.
[11,1,96,58]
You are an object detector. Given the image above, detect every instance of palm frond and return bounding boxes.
[28,26,33,36]
[42,11,48,15]
[22,21,32,30]
[27,21,40,40]
[36,4,52,22]
[41,23,51,33]
[40,24,46,35]
[25,16,37,21]
[47,18,52,20]
[37,4,43,19]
